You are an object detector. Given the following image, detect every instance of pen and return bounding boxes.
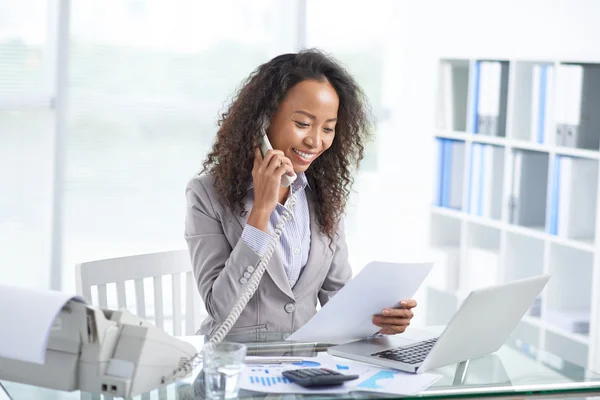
[244,357,303,364]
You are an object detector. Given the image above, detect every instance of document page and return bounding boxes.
[0,284,85,364]
[288,261,432,343]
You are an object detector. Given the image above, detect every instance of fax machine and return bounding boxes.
[0,300,197,397]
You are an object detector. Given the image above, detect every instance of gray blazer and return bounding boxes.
[185,174,352,336]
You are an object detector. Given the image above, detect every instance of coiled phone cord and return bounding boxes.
[163,194,297,383]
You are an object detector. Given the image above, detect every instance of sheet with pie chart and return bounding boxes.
[238,353,441,395]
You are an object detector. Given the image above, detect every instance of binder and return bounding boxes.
[563,65,583,148]
[509,151,523,224]
[548,155,597,240]
[468,60,481,134]
[476,62,490,135]
[567,159,598,240]
[474,61,509,137]
[435,139,465,210]
[530,64,543,143]
[488,61,509,137]
[468,144,504,218]
[530,64,554,144]
[555,64,600,149]
[467,143,482,213]
[485,145,505,219]
[544,65,556,144]
[439,63,454,130]
[447,141,465,210]
[510,151,548,227]
[547,155,562,235]
[434,138,445,206]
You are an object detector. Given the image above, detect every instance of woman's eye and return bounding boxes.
[324,127,335,133]
[295,121,309,128]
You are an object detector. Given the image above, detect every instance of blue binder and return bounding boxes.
[471,61,481,134]
[548,155,561,235]
[536,65,548,144]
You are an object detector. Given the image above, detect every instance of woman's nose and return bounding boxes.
[304,129,321,148]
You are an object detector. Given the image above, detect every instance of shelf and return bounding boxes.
[522,316,588,346]
[436,132,600,161]
[545,330,589,368]
[522,315,544,328]
[512,318,542,348]
[425,286,462,326]
[435,130,509,147]
[544,320,589,346]
[462,223,501,291]
[431,205,463,220]
[431,206,596,253]
[548,229,596,253]
[430,212,462,246]
[545,244,593,340]
[425,246,460,293]
[504,231,544,283]
[430,57,600,374]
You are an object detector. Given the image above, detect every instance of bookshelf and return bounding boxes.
[428,58,600,374]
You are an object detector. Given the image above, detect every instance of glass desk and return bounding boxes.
[3,329,600,399]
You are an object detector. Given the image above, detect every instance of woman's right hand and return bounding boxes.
[247,148,294,232]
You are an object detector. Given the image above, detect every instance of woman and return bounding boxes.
[185,49,417,337]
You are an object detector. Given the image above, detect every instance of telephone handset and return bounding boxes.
[164,122,299,383]
[258,133,297,187]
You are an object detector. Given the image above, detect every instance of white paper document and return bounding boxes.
[238,353,441,395]
[288,261,433,343]
[0,284,84,364]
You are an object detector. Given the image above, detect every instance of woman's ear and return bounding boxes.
[260,116,270,136]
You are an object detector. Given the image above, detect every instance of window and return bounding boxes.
[62,0,298,291]
[306,0,394,272]
[0,1,54,289]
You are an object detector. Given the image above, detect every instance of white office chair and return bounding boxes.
[75,249,205,336]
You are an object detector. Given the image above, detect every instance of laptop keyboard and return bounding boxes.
[371,338,438,364]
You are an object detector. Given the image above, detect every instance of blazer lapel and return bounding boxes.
[292,190,332,297]
[231,197,295,300]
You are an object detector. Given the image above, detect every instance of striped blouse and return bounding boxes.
[240,172,311,288]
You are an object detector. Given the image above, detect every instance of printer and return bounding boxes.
[0,299,197,397]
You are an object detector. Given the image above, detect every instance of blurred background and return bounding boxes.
[3,0,600,324]
[0,0,400,293]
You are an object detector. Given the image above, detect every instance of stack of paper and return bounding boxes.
[545,310,590,334]
[0,284,84,364]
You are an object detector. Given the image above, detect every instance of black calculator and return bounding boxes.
[282,368,359,387]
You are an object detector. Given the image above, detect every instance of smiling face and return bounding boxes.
[267,79,339,173]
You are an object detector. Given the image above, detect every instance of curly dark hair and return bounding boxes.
[201,49,373,242]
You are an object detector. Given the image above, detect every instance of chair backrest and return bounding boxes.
[75,249,205,336]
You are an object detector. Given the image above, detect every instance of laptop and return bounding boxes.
[328,274,550,374]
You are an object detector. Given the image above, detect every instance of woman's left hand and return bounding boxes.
[372,299,417,335]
